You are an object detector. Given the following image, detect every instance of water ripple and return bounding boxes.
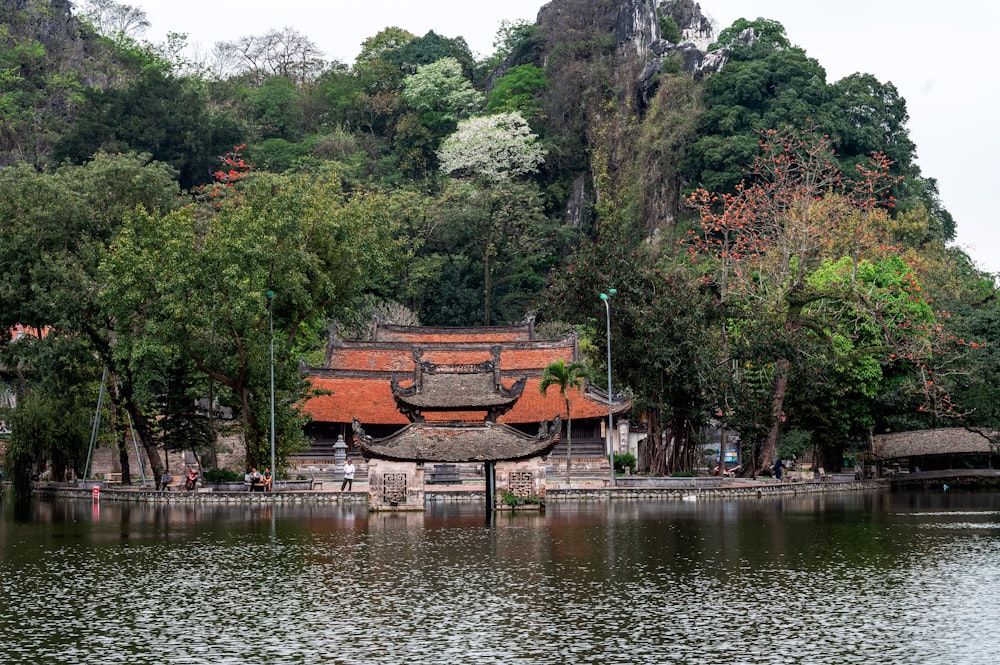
[2,492,999,664]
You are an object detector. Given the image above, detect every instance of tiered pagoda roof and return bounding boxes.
[390,346,525,422]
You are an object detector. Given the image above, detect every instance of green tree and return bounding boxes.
[252,75,306,140]
[401,57,482,118]
[539,358,588,484]
[486,64,546,120]
[0,152,183,480]
[687,127,929,474]
[687,45,830,193]
[432,178,561,326]
[102,168,408,469]
[709,17,791,59]
[53,64,244,189]
[1,333,94,493]
[388,31,477,81]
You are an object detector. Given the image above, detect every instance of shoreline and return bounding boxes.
[29,477,888,505]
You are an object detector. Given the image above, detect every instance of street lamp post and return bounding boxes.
[266,290,276,488]
[600,288,617,488]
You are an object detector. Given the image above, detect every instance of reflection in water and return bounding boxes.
[1,491,998,664]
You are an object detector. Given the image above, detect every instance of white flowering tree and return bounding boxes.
[400,57,483,120]
[434,111,555,325]
[437,112,546,181]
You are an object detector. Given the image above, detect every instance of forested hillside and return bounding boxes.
[2,0,997,486]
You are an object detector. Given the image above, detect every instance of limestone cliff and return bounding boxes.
[533,0,729,106]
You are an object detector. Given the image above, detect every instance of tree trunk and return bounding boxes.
[122,400,164,479]
[483,252,491,326]
[239,384,265,469]
[643,408,670,476]
[665,416,691,474]
[564,397,572,485]
[718,425,729,476]
[757,357,790,475]
[638,407,655,473]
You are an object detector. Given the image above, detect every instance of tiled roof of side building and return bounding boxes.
[305,375,628,425]
[326,340,579,372]
[372,323,534,343]
[308,326,629,427]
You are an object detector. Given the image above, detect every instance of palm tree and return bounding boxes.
[539,358,588,486]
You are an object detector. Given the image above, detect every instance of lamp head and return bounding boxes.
[600,293,608,301]
[266,290,275,300]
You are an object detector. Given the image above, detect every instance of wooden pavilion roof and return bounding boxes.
[874,428,998,459]
[353,417,561,463]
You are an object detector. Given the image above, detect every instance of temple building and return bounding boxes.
[300,322,632,491]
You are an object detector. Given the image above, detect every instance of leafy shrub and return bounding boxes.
[202,468,243,483]
[614,452,636,473]
[498,489,542,506]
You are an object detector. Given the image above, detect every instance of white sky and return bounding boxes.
[129,0,999,274]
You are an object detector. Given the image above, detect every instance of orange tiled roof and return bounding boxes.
[306,327,629,426]
[373,323,534,343]
[304,374,617,425]
[326,340,580,372]
[7,325,50,341]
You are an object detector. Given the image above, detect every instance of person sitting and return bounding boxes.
[158,471,172,491]
[184,467,199,490]
[263,468,273,492]
[248,467,263,491]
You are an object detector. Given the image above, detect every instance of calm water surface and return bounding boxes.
[1,490,998,664]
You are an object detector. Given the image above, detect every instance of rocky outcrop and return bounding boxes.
[1,0,82,46]
[614,0,663,56]
[666,0,714,47]
[636,1,729,104]
[533,0,729,105]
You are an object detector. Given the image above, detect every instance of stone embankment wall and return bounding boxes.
[36,486,366,504]
[34,479,885,506]
[549,479,885,500]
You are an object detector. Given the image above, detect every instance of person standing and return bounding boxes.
[341,458,355,492]
[773,458,785,481]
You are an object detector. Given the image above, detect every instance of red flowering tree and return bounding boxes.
[687,126,926,474]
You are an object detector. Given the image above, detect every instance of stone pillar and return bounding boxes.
[332,434,347,482]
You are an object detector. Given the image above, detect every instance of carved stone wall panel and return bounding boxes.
[367,459,424,511]
[495,457,548,500]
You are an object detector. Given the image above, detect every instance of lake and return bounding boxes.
[1,489,998,664]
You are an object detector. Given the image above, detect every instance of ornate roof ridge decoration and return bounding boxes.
[584,382,630,404]
[373,317,536,342]
[353,416,561,463]
[323,337,577,353]
[389,346,527,422]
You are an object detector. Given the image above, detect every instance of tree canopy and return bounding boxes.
[1,2,994,482]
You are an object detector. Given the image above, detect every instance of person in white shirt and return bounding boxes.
[341,459,356,491]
